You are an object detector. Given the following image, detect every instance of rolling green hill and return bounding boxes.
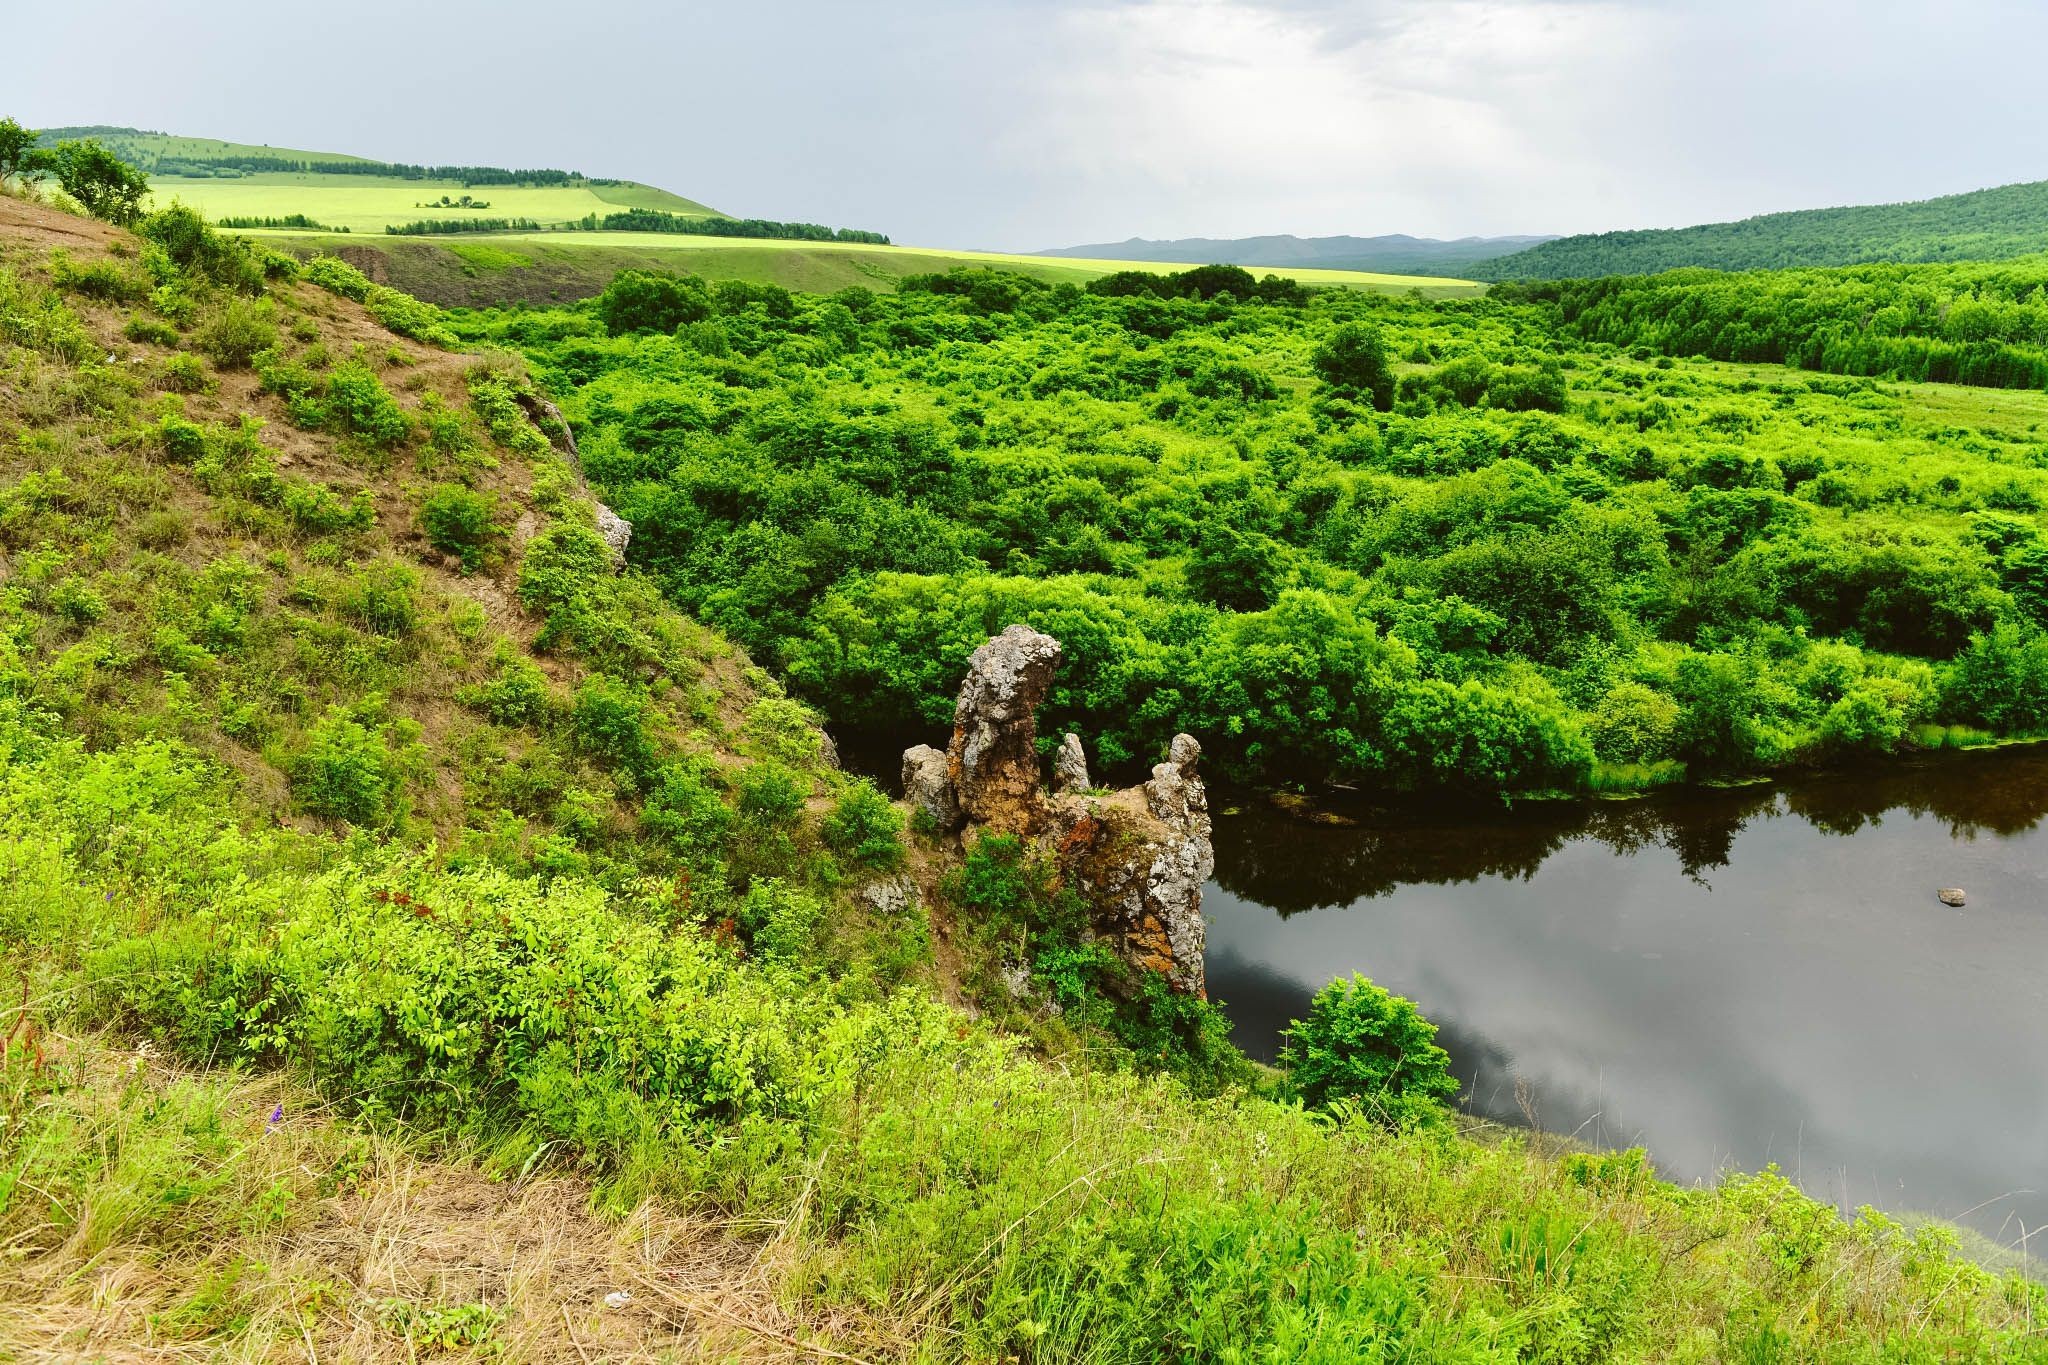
[1043,232,1556,277]
[1481,177,2048,279]
[38,124,722,232]
[267,230,1486,306]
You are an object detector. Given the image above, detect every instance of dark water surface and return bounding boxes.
[1207,750,2048,1243]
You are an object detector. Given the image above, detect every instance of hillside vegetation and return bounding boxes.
[1043,231,1557,277]
[463,259,2048,799]
[5,139,2046,1360]
[1499,255,2048,390]
[1483,176,2048,279]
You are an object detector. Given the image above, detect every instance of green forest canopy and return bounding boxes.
[1481,176,2048,279]
[458,259,2048,797]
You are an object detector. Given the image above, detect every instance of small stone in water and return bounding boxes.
[1937,887,1966,907]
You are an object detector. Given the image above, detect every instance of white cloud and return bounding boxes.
[9,0,2048,249]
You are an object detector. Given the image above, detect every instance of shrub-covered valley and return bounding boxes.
[472,259,2048,797]
[4,125,2048,1360]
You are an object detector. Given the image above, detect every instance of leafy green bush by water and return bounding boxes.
[1280,973,1461,1128]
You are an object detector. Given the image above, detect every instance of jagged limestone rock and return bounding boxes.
[946,625,1062,836]
[1055,733,1212,997]
[912,629,1212,995]
[1053,732,1091,793]
[860,875,918,916]
[901,743,961,831]
[595,503,633,567]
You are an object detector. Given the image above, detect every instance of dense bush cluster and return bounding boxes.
[456,262,2048,794]
[1503,257,2048,391]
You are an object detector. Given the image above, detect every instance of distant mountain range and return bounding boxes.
[1038,233,1558,278]
[1051,174,2048,284]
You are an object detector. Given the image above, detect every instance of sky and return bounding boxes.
[12,0,2048,251]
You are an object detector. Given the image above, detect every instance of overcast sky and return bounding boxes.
[13,1,2048,250]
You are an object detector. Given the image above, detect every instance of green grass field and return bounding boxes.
[148,174,718,233]
[38,125,379,166]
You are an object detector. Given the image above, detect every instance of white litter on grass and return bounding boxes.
[603,1290,633,1310]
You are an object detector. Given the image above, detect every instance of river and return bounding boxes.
[1206,749,2048,1248]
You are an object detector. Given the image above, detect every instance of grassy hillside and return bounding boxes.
[1044,231,1557,277]
[261,229,1487,306]
[4,168,2045,1360]
[1483,177,2048,279]
[41,124,722,232]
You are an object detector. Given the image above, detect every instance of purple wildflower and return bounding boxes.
[265,1103,284,1133]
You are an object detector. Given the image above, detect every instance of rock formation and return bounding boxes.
[904,628,1212,995]
[1053,732,1091,793]
[519,390,632,566]
[945,625,1063,836]
[594,504,634,568]
[901,743,962,831]
[1051,733,1212,997]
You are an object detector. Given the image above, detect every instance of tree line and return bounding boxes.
[1498,258,2048,390]
[564,208,890,245]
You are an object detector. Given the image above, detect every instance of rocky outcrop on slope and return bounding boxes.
[945,625,1064,836]
[517,390,632,566]
[905,628,1211,995]
[1049,735,1213,996]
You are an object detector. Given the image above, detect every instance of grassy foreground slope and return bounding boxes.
[1483,176,2048,279]
[3,189,2044,1360]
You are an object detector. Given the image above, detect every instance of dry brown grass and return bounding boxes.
[0,1039,905,1363]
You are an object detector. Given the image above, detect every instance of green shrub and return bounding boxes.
[365,286,456,348]
[641,761,733,865]
[419,483,502,573]
[157,353,212,394]
[736,879,826,965]
[156,413,209,463]
[736,762,806,826]
[1279,973,1459,1125]
[337,562,420,636]
[821,780,903,870]
[571,674,658,777]
[459,655,551,726]
[321,361,411,447]
[50,250,147,302]
[950,833,1082,941]
[141,203,263,291]
[49,138,149,225]
[302,255,373,302]
[123,315,181,347]
[282,481,375,536]
[289,705,406,826]
[518,521,611,598]
[194,298,276,370]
